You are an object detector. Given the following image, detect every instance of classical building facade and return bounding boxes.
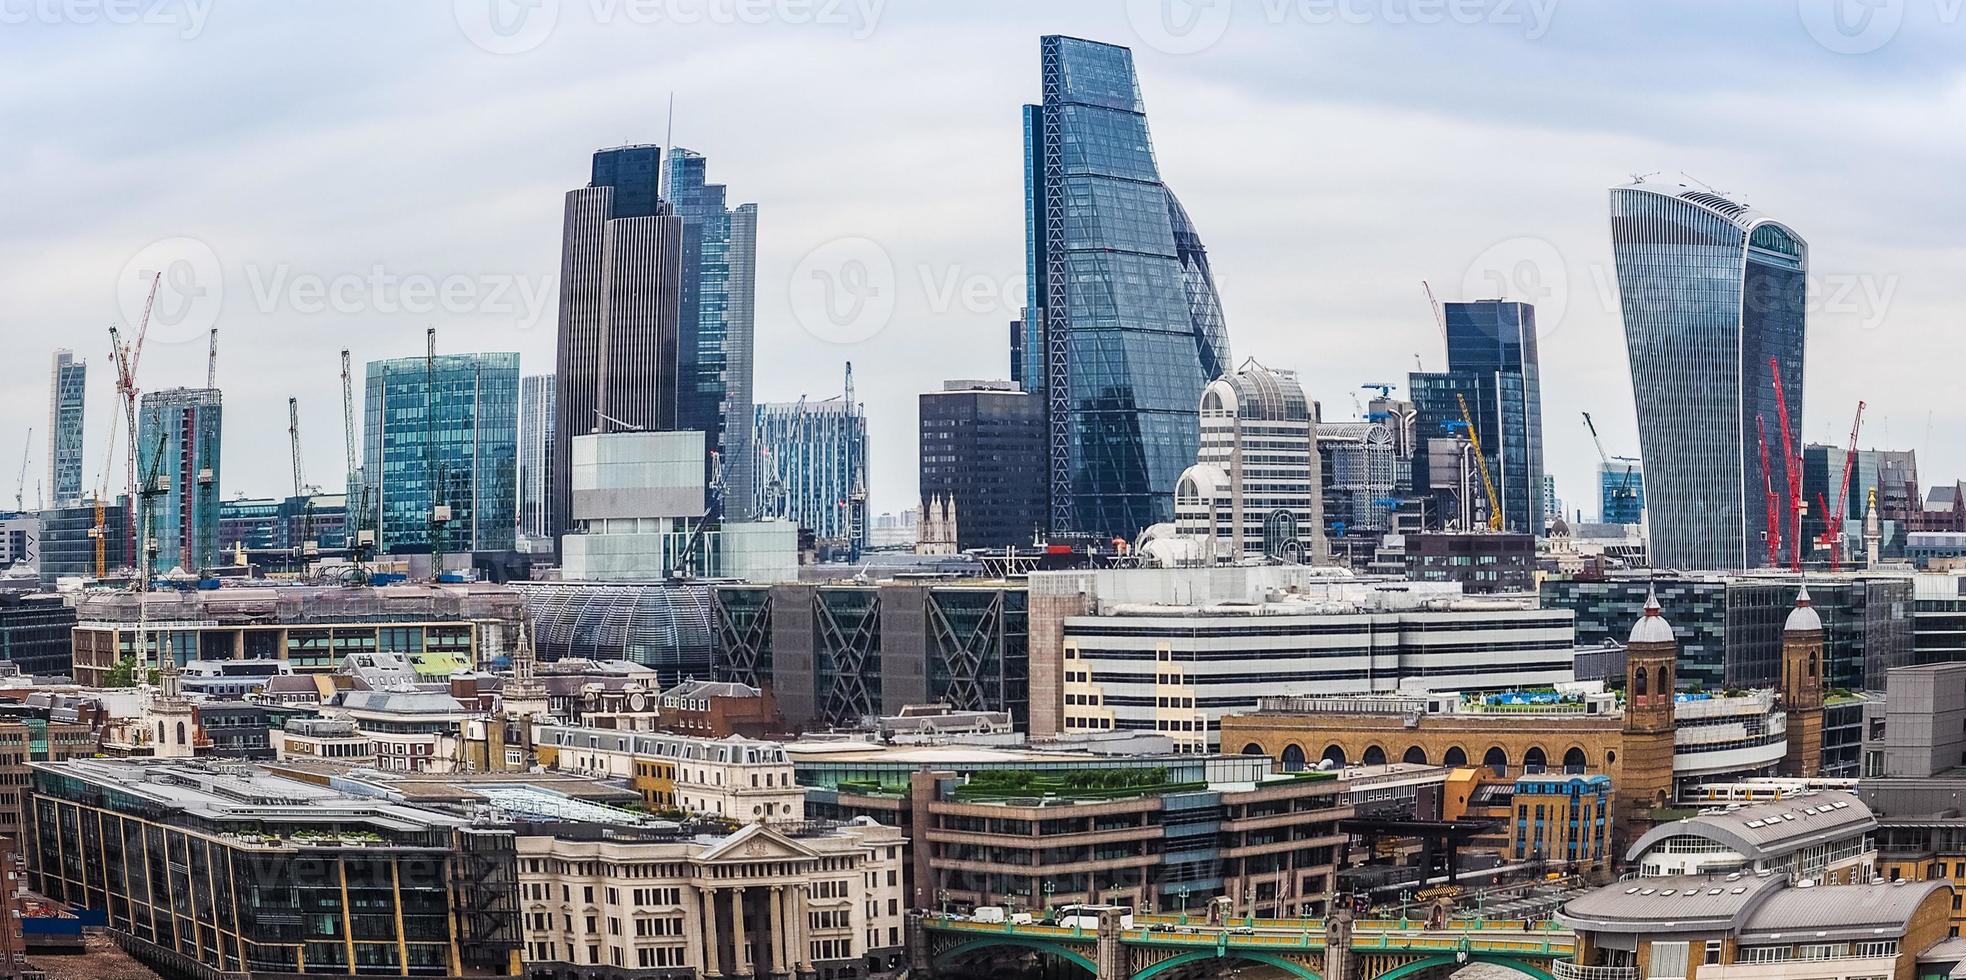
[535,726,804,824]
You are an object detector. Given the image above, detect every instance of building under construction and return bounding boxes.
[751,374,867,551]
[68,582,525,686]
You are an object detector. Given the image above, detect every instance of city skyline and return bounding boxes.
[2,4,1958,519]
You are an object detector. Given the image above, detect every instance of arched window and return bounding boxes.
[1241,743,1266,757]
[1482,746,1508,775]
[176,722,187,745]
[1524,746,1548,772]
[1321,745,1347,767]
[1280,744,1307,772]
[1402,746,1428,765]
[155,722,164,743]
[1362,745,1387,766]
[1563,747,1588,771]
[1443,746,1468,767]
[1810,654,1819,678]
[1634,666,1648,696]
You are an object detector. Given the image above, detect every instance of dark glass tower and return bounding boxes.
[552,145,685,541]
[1611,183,1807,570]
[1407,301,1544,533]
[664,148,757,520]
[1023,35,1231,540]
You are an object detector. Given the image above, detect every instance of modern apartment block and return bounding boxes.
[363,351,520,554]
[46,351,84,509]
[1610,180,1807,570]
[917,381,1045,551]
[552,144,686,540]
[1023,35,1231,541]
[24,759,522,980]
[518,373,556,543]
[136,386,223,574]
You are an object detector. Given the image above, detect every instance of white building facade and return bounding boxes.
[1171,361,1328,565]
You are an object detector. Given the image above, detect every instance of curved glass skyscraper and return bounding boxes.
[1610,182,1807,570]
[1023,35,1231,540]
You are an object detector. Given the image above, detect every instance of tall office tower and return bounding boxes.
[753,396,867,548]
[136,388,222,574]
[1408,300,1545,534]
[1611,181,1807,570]
[918,381,1047,551]
[363,353,519,555]
[517,373,556,541]
[552,144,686,541]
[1601,460,1646,525]
[1172,361,1327,564]
[1023,35,1232,541]
[47,351,85,508]
[665,149,758,520]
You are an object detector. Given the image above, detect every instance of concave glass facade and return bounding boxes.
[1610,185,1806,571]
[1024,35,1231,540]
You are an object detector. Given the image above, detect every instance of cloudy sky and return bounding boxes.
[3,0,1963,520]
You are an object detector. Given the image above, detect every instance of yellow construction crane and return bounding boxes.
[1456,392,1503,532]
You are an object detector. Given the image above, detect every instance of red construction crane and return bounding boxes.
[1821,401,1867,571]
[1769,358,1802,571]
[1755,414,1782,568]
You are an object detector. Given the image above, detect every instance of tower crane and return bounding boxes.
[1769,358,1803,571]
[1581,412,1640,516]
[205,328,218,389]
[13,428,30,514]
[108,271,162,587]
[1819,401,1867,571]
[1455,392,1503,532]
[1755,415,1782,569]
[288,397,305,500]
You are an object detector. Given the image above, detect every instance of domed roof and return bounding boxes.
[1210,360,1310,423]
[1628,588,1675,645]
[1785,586,1823,633]
[1550,515,1571,537]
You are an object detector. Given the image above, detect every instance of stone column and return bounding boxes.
[769,886,787,978]
[731,887,751,976]
[702,887,724,978]
[793,884,812,973]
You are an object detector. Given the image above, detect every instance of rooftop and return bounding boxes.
[1564,871,1944,941]
[33,759,467,836]
[1626,792,1876,863]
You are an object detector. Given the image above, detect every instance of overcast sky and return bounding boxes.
[3,1,1963,520]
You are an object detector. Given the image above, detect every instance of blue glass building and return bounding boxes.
[363,353,519,555]
[47,351,86,508]
[1610,183,1806,570]
[664,148,757,519]
[1600,461,1645,525]
[1023,35,1232,539]
[1407,301,1544,533]
[136,387,222,575]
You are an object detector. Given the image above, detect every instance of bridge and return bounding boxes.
[912,912,1576,980]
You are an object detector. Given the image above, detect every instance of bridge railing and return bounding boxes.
[1553,962,1636,980]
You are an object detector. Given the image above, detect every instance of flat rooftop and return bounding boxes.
[34,759,467,835]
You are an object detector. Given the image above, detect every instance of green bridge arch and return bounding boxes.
[1133,949,1324,980]
[1373,954,1556,980]
[933,937,1101,976]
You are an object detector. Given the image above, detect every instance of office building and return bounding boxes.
[1409,300,1544,533]
[1626,791,1876,883]
[753,393,867,548]
[218,495,280,551]
[534,726,803,822]
[0,593,75,677]
[518,373,555,543]
[1317,419,1400,539]
[1403,530,1535,592]
[666,148,758,520]
[1508,772,1614,873]
[1610,180,1807,570]
[1023,35,1231,540]
[1600,460,1645,524]
[1169,360,1327,564]
[46,351,84,509]
[34,498,126,586]
[553,144,686,540]
[1541,572,1911,692]
[713,581,1028,731]
[135,386,222,574]
[24,759,522,979]
[363,351,519,555]
[917,381,1045,551]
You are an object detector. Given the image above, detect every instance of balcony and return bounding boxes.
[1553,962,1635,980]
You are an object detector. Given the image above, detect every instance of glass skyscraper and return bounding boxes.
[518,373,555,541]
[1406,301,1543,533]
[1610,182,1806,570]
[136,387,222,575]
[363,353,519,555]
[1023,35,1232,540]
[664,148,757,520]
[752,396,866,548]
[1600,461,1645,525]
[47,351,85,509]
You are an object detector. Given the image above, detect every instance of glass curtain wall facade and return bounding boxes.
[1024,35,1231,541]
[1442,300,1544,533]
[1600,461,1646,524]
[136,387,223,575]
[752,398,867,546]
[363,354,519,555]
[1610,183,1807,570]
[664,149,758,520]
[517,373,555,540]
[47,351,85,508]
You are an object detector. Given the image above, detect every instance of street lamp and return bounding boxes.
[1043,880,1056,919]
[938,889,950,918]
[1175,885,1190,925]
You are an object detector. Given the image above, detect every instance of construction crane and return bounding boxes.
[1820,401,1867,571]
[1421,280,1446,336]
[1581,412,1640,515]
[288,398,305,499]
[1755,415,1782,569]
[12,428,29,513]
[424,327,451,578]
[205,328,218,389]
[1769,358,1803,571]
[108,272,162,586]
[1455,392,1503,532]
